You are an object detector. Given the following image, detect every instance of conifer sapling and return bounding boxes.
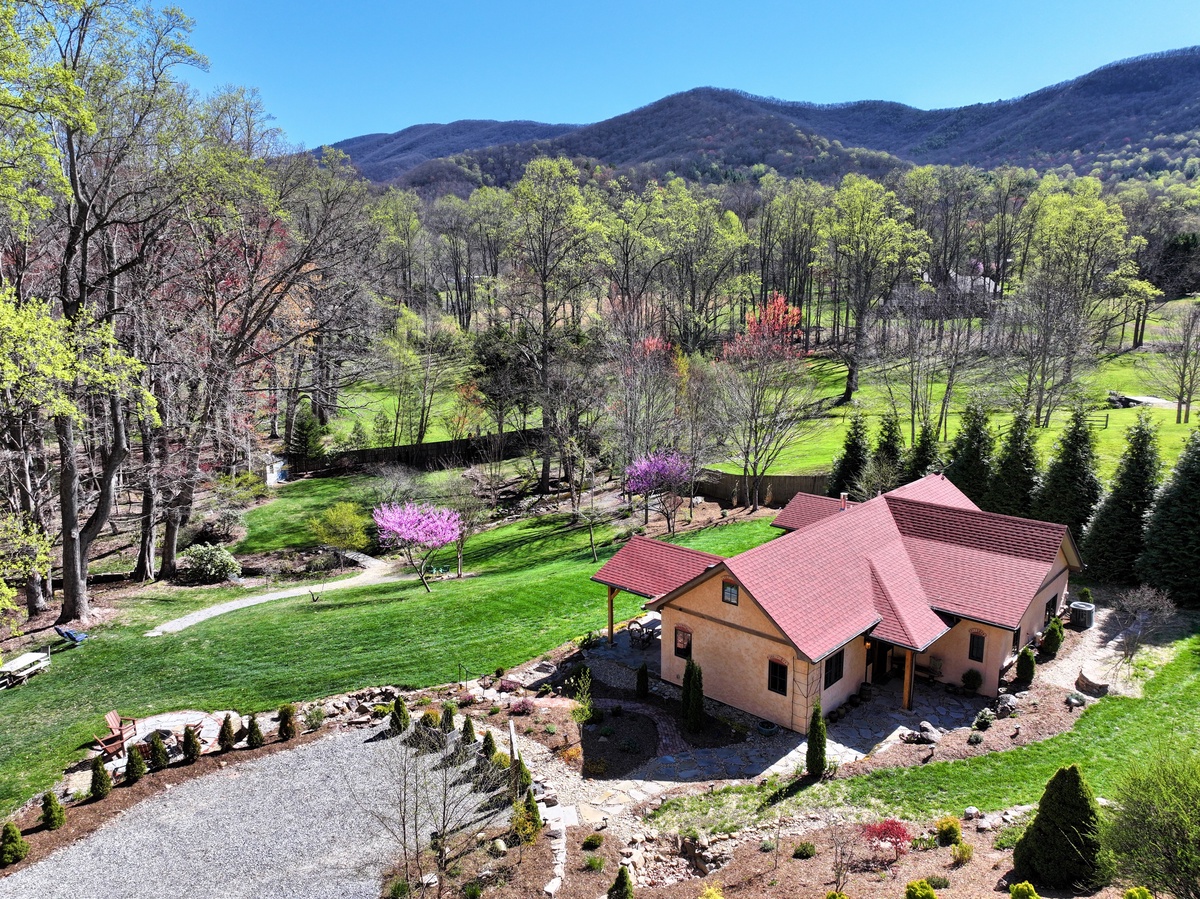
[246,714,265,749]
[90,755,113,799]
[41,791,65,831]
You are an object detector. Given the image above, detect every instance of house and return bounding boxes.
[592,474,1081,733]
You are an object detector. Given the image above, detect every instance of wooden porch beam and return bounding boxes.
[902,648,915,711]
[607,585,617,646]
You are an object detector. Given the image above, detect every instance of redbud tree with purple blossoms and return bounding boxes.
[625,450,691,534]
[373,502,462,592]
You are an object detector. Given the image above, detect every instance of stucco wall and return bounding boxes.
[819,635,868,711]
[1015,551,1072,656]
[659,574,809,731]
[918,620,1011,697]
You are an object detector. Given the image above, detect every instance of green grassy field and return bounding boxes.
[0,513,775,817]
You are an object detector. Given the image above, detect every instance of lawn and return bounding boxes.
[235,475,376,555]
[651,628,1200,831]
[0,513,776,817]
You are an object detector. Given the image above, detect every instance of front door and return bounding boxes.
[869,639,893,685]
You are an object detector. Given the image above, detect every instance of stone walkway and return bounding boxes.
[144,555,402,637]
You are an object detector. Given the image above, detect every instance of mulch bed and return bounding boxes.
[1,728,326,878]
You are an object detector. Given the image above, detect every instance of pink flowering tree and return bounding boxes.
[373,502,462,592]
[625,450,691,533]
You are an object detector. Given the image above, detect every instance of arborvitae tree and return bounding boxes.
[1034,404,1102,542]
[1041,617,1065,656]
[510,755,532,800]
[607,864,635,899]
[90,755,113,799]
[905,423,940,483]
[440,701,457,733]
[524,790,542,830]
[42,791,65,830]
[0,821,29,867]
[1082,412,1161,583]
[148,732,170,771]
[873,408,902,477]
[1013,764,1103,888]
[828,409,871,497]
[278,704,297,741]
[125,743,147,783]
[390,701,410,735]
[1139,431,1200,604]
[460,715,476,746]
[480,729,497,761]
[685,663,705,732]
[806,701,826,776]
[636,662,649,699]
[218,713,236,752]
[944,400,994,503]
[680,659,695,722]
[1016,646,1036,682]
[182,725,202,764]
[984,407,1039,516]
[246,714,265,750]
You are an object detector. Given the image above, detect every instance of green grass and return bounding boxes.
[235,476,376,555]
[652,629,1200,830]
[0,514,775,816]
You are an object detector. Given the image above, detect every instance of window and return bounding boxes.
[823,649,845,689]
[1012,628,1021,652]
[768,659,788,695]
[722,582,738,605]
[1044,594,1058,625]
[968,632,985,663]
[674,627,692,659]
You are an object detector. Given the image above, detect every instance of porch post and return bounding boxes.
[607,585,617,646]
[902,648,915,711]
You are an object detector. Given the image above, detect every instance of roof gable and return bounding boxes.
[772,492,856,532]
[591,535,723,599]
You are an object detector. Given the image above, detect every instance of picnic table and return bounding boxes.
[0,648,51,687]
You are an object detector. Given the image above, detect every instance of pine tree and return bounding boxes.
[806,701,826,776]
[1034,404,1101,542]
[390,701,410,735]
[905,423,941,483]
[1138,429,1200,604]
[0,821,29,867]
[1082,412,1161,584]
[182,725,202,763]
[944,400,994,503]
[873,411,905,490]
[984,407,1039,516]
[371,410,393,448]
[828,409,871,497]
[607,864,635,899]
[246,714,265,749]
[636,662,649,699]
[524,790,542,830]
[290,404,326,461]
[440,701,456,733]
[480,729,497,761]
[41,792,65,830]
[218,713,236,752]
[1012,764,1102,888]
[125,743,147,783]
[686,664,705,732]
[348,419,369,450]
[460,714,475,746]
[90,755,113,799]
[148,732,170,771]
[278,704,297,741]
[680,659,695,722]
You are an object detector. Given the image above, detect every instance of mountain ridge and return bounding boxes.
[331,47,1200,193]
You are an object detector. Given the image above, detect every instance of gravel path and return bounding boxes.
[0,728,402,899]
[145,557,405,636]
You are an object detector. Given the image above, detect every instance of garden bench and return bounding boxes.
[0,649,51,687]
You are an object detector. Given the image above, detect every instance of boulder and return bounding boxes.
[964,806,980,820]
[996,694,1019,718]
[1076,669,1110,697]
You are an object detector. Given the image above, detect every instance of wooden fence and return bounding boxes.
[289,428,544,475]
[695,469,830,506]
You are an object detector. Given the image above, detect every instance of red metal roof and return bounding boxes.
[648,474,1075,661]
[591,535,724,599]
[772,492,856,531]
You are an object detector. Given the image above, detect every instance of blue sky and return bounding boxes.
[175,1,1200,149]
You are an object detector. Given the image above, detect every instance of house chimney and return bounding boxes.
[839,492,848,511]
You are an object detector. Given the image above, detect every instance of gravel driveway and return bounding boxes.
[0,728,402,899]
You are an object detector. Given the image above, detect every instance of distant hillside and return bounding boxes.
[332,47,1200,194]
[329,120,575,183]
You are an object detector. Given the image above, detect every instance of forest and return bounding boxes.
[3,1,1200,637]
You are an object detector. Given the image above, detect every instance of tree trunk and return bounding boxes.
[55,415,88,624]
